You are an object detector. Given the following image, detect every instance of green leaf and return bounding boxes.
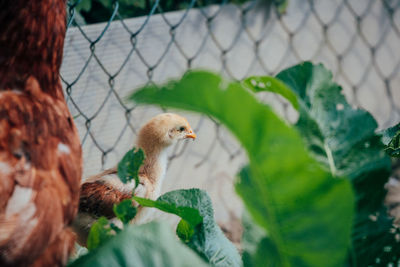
[117,0,146,9]
[244,236,281,267]
[86,217,114,251]
[74,0,92,12]
[132,194,202,227]
[69,222,208,267]
[382,122,400,157]
[275,62,393,266]
[241,210,268,267]
[382,122,400,145]
[97,0,113,9]
[350,205,400,266]
[276,62,390,181]
[386,133,400,157]
[131,71,354,267]
[243,75,299,110]
[237,165,353,267]
[275,62,391,208]
[134,189,241,267]
[274,0,289,14]
[113,199,137,224]
[117,148,145,186]
[177,219,195,242]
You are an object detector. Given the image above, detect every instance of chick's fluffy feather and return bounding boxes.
[73,113,195,245]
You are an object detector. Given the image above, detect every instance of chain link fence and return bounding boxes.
[61,0,400,229]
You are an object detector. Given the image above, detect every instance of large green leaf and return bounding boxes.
[237,165,353,267]
[134,189,242,267]
[266,62,395,266]
[69,222,207,267]
[247,62,391,208]
[242,76,299,110]
[131,71,354,266]
[275,62,390,205]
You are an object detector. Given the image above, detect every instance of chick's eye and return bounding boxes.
[179,126,186,132]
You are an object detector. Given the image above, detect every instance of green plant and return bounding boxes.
[70,62,399,267]
[382,122,400,157]
[245,63,399,265]
[70,148,241,266]
[130,62,400,266]
[134,190,242,266]
[131,68,354,266]
[70,222,208,267]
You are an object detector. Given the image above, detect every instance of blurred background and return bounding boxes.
[61,0,400,242]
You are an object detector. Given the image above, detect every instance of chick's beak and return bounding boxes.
[185,129,196,139]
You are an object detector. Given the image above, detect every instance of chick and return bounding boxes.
[72,113,196,245]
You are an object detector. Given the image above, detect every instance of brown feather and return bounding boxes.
[31,227,76,267]
[79,181,132,218]
[0,78,82,266]
[0,0,82,266]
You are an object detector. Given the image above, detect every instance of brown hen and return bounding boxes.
[0,1,82,266]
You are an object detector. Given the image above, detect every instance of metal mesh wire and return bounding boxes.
[61,0,400,224]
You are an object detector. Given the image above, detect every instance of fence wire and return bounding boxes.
[61,0,400,231]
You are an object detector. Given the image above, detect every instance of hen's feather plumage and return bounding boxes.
[0,1,82,266]
[0,80,82,266]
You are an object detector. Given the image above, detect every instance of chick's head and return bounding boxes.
[137,113,196,148]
